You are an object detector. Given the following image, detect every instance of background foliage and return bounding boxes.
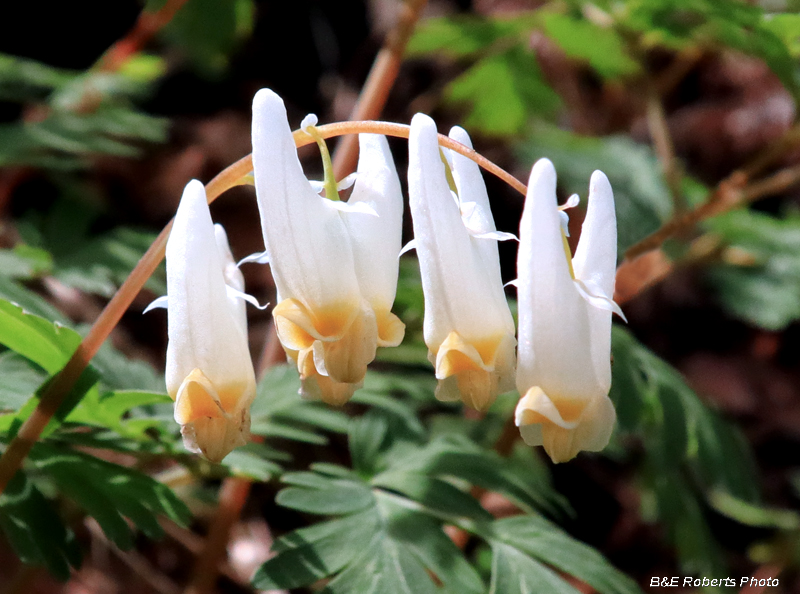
[1,0,800,592]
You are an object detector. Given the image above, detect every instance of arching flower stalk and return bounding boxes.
[251,89,404,405]
[515,159,624,463]
[408,113,516,411]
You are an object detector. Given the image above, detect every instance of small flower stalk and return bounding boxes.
[164,180,257,462]
[408,113,516,411]
[251,89,404,405]
[515,159,623,463]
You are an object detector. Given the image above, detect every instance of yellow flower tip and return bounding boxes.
[514,386,616,464]
[173,368,252,462]
[375,309,405,348]
[432,331,516,411]
[301,372,360,407]
[274,298,378,401]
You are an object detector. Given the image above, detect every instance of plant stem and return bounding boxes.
[332,0,428,179]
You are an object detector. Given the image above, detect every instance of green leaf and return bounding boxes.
[277,472,375,515]
[349,410,390,475]
[492,516,643,594]
[253,509,381,590]
[163,0,254,73]
[541,12,640,78]
[489,541,582,594]
[446,46,561,136]
[379,498,485,594]
[0,245,53,279]
[407,15,536,58]
[0,471,81,580]
[0,299,81,373]
[221,443,284,481]
[705,209,800,330]
[0,53,76,102]
[249,365,349,443]
[0,277,68,324]
[54,227,166,298]
[519,125,673,255]
[373,471,493,524]
[89,339,166,393]
[29,444,191,548]
[323,534,438,594]
[0,352,47,412]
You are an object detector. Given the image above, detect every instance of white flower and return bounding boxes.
[251,89,404,405]
[164,180,257,462]
[515,159,623,463]
[408,113,516,411]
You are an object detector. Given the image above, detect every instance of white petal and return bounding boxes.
[572,170,618,392]
[343,133,404,312]
[251,89,361,313]
[408,115,514,351]
[337,172,358,191]
[574,278,627,322]
[399,239,417,257]
[325,199,379,217]
[164,180,256,407]
[469,229,519,242]
[143,295,168,314]
[226,285,269,310]
[237,250,270,266]
[515,159,601,401]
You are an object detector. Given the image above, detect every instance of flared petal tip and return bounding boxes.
[590,170,612,195]
[181,410,250,463]
[515,387,616,463]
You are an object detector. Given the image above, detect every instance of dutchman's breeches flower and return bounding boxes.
[408,113,516,411]
[516,159,624,463]
[251,89,404,405]
[163,180,257,462]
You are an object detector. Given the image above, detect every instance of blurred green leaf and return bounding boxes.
[29,444,191,549]
[0,352,47,412]
[705,209,800,330]
[519,125,674,255]
[53,226,166,297]
[489,541,582,594]
[0,53,75,102]
[541,12,640,79]
[0,245,53,280]
[163,0,254,73]
[408,15,536,58]
[621,0,799,94]
[491,516,644,594]
[221,442,285,481]
[0,277,68,324]
[278,470,375,515]
[0,472,81,580]
[249,365,349,444]
[447,46,560,136]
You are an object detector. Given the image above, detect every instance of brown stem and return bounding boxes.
[332,0,428,179]
[95,0,191,73]
[184,477,252,594]
[645,82,684,212]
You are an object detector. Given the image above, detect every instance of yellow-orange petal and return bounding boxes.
[375,308,405,348]
[432,331,516,411]
[313,303,377,384]
[300,371,361,406]
[514,386,615,463]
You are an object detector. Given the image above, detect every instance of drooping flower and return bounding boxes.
[515,159,624,463]
[162,179,257,462]
[407,113,516,411]
[251,89,404,405]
